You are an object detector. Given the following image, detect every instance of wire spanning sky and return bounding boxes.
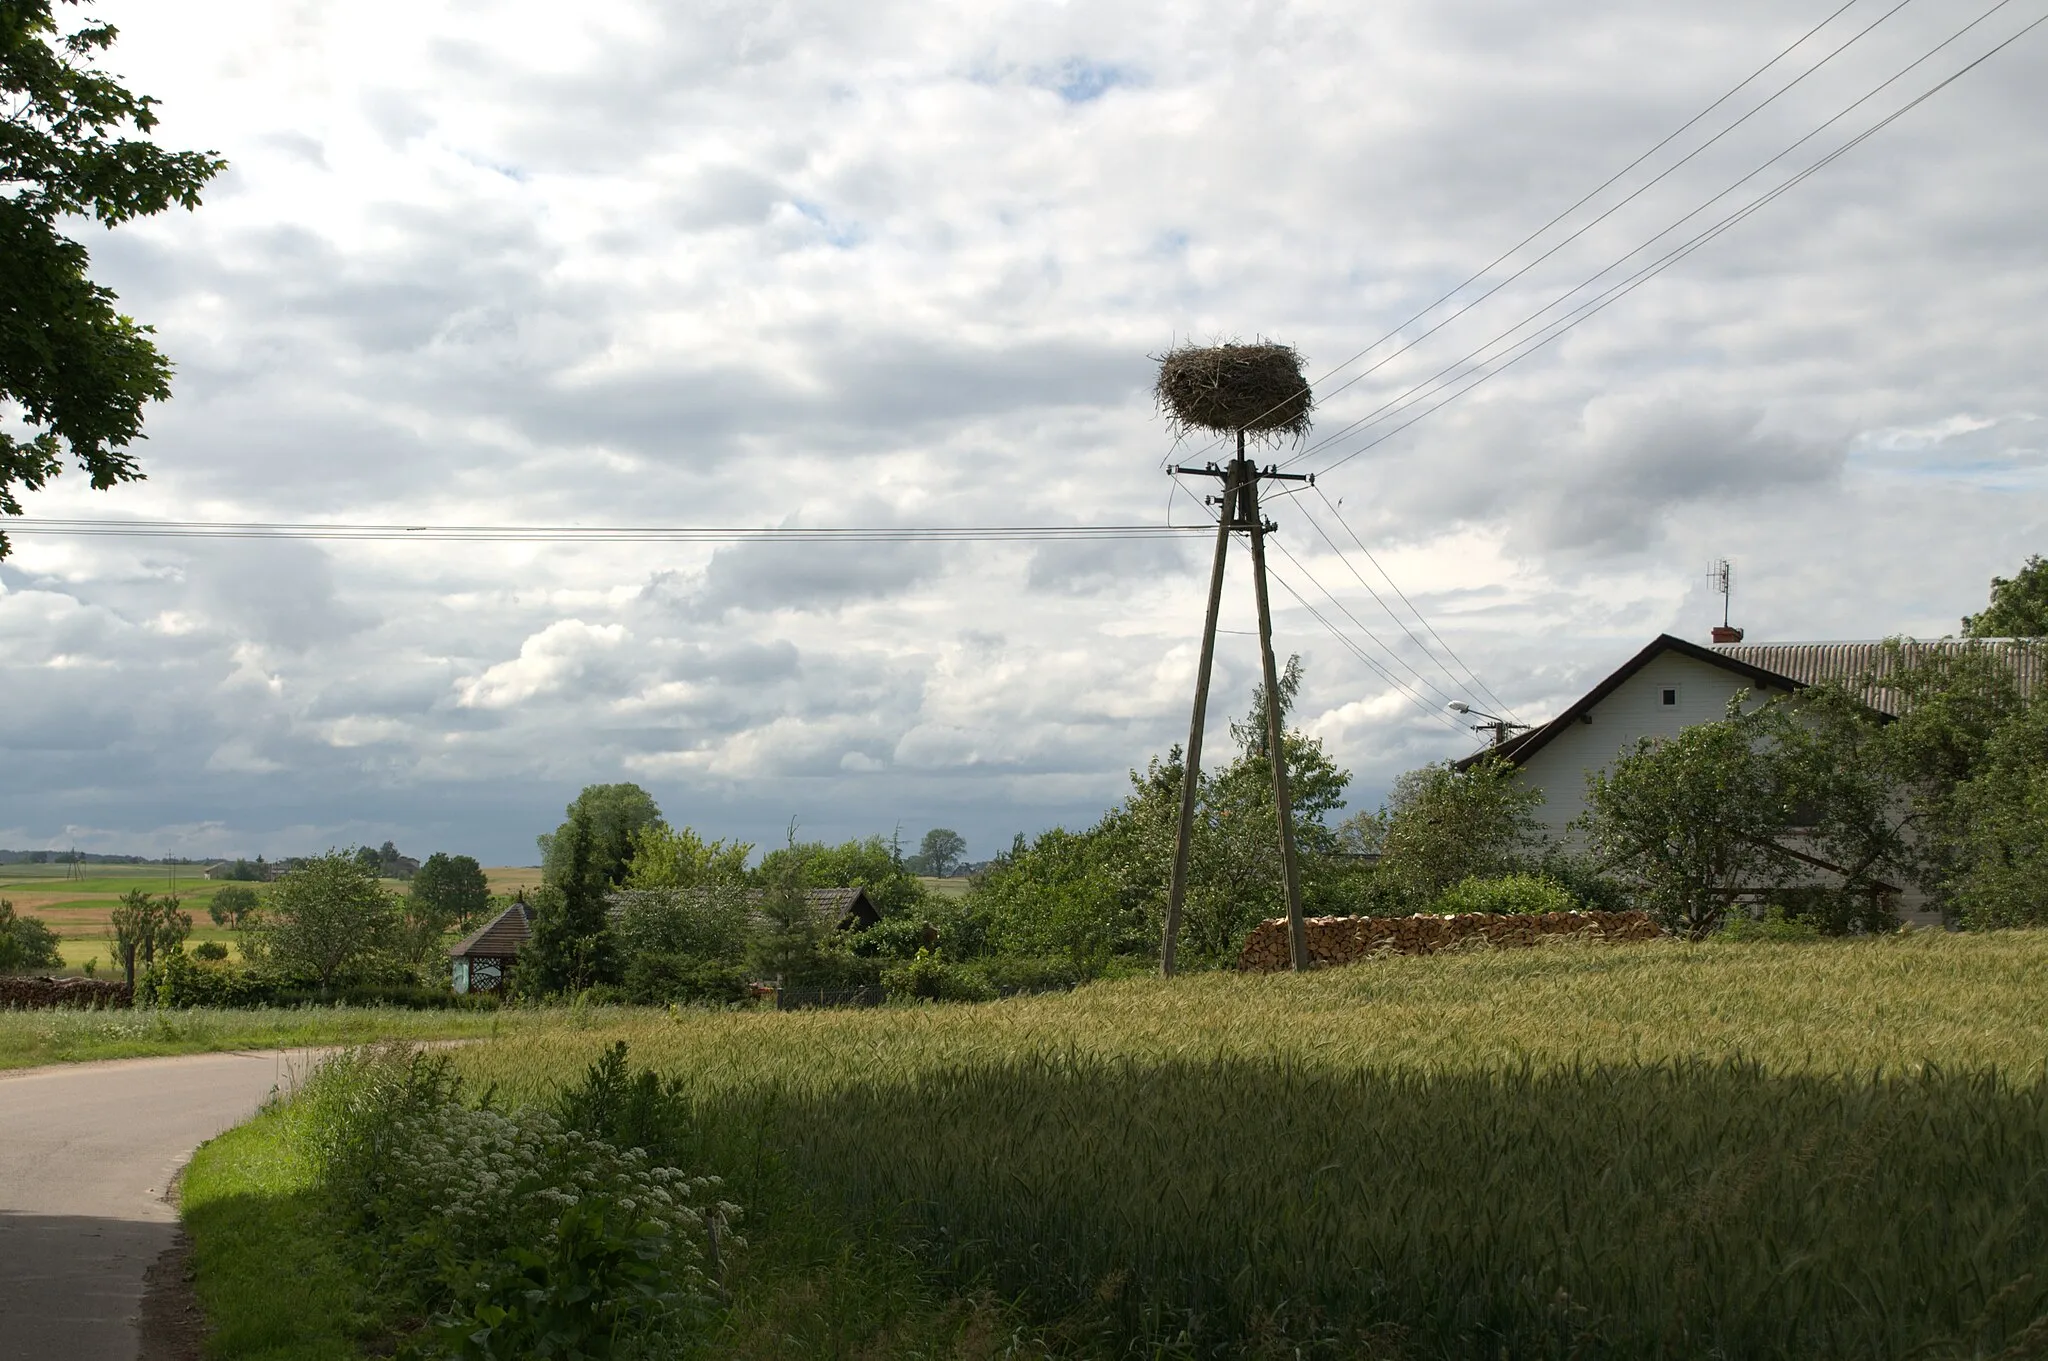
[2,0,2043,863]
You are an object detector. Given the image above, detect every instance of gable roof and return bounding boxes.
[1455,633,1806,771]
[449,902,532,959]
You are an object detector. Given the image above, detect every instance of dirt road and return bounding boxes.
[0,1051,325,1361]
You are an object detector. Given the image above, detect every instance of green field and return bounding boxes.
[0,1004,541,1070]
[187,931,2048,1359]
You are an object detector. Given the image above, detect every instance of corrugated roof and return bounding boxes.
[449,902,532,959]
[1712,638,2043,715]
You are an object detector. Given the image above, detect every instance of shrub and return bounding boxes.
[0,899,63,972]
[193,940,229,961]
[976,955,1083,995]
[1721,905,1824,942]
[883,949,997,1004]
[307,1045,736,1360]
[1432,872,1577,916]
[621,952,751,1006]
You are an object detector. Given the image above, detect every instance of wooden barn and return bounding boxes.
[449,901,532,994]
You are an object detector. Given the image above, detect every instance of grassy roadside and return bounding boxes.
[0,1004,550,1071]
[181,1100,369,1361]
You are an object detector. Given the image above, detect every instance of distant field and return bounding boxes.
[483,866,545,895]
[916,875,970,899]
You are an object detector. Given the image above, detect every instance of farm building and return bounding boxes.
[1459,632,2041,924]
[449,900,532,993]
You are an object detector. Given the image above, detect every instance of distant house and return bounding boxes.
[449,901,532,994]
[1458,633,2040,924]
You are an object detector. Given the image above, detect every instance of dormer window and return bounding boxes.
[1660,687,1679,707]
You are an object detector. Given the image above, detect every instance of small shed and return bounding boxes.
[449,901,532,994]
[793,886,883,932]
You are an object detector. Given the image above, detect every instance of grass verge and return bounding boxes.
[0,1004,547,1070]
[181,1098,370,1361]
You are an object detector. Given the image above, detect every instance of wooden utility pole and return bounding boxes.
[1161,434,1313,975]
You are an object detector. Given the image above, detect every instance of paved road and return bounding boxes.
[0,1051,327,1361]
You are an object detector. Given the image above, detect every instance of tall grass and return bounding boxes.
[0,1003,540,1069]
[449,934,2048,1358]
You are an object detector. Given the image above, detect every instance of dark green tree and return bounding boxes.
[536,783,663,887]
[522,805,625,994]
[402,852,490,961]
[917,827,967,878]
[1357,757,1544,910]
[0,1,225,556]
[0,898,63,971]
[1963,555,2048,638]
[206,883,260,929]
[754,834,927,918]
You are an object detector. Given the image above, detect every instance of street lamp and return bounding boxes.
[1447,700,1531,747]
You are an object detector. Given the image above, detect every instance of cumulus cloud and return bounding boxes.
[0,0,2042,859]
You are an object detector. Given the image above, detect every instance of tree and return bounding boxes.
[915,828,967,878]
[0,898,63,971]
[522,805,624,994]
[1363,757,1544,909]
[1579,696,1807,939]
[537,783,664,888]
[207,883,260,929]
[1963,555,2048,638]
[622,825,752,891]
[754,834,927,919]
[255,851,398,988]
[0,2,225,556]
[748,841,827,985]
[401,852,490,962]
[1944,702,2048,928]
[105,888,189,987]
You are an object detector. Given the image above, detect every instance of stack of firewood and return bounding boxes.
[0,976,133,1008]
[1237,910,1660,972]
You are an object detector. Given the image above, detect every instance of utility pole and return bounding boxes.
[1161,431,1314,975]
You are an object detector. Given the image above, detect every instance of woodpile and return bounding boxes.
[0,976,133,1009]
[1238,910,1661,972]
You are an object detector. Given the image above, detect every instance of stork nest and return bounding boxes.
[1154,341,1313,443]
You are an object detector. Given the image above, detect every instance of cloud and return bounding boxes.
[0,0,2042,860]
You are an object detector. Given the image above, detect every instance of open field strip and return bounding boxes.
[416,932,2048,1359]
[0,1005,550,1070]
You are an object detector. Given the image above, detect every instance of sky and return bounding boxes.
[2,0,2044,866]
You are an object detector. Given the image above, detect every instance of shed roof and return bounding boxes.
[449,902,532,959]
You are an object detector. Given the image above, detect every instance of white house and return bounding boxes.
[1459,633,2041,925]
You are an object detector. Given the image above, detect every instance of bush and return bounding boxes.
[0,899,63,972]
[882,949,997,1004]
[1721,905,1824,943]
[143,954,487,1009]
[621,952,752,1006]
[1763,884,1899,936]
[976,955,1083,995]
[193,940,229,961]
[1431,872,1577,916]
[307,1044,736,1360]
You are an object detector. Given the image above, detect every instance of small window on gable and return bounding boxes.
[1660,687,1679,707]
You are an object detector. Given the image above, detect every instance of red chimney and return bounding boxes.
[1711,625,1745,644]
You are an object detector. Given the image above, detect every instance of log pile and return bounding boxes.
[1238,910,1661,972]
[0,976,134,1009]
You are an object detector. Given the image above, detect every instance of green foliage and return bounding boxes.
[213,856,268,882]
[1581,696,1808,939]
[306,1045,734,1360]
[881,949,997,1004]
[402,853,489,960]
[747,857,826,986]
[0,898,63,971]
[610,886,752,965]
[208,882,260,928]
[909,827,966,878]
[539,783,664,890]
[753,834,926,919]
[0,1,225,556]
[1948,702,2048,928]
[1721,905,1824,942]
[105,887,189,986]
[623,825,751,892]
[620,952,752,1007]
[192,939,228,960]
[1432,871,1578,916]
[255,852,399,988]
[1963,553,2048,637]
[1364,756,1544,909]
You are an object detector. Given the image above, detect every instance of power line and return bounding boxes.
[1170,0,1889,460]
[1305,2,2047,477]
[1171,480,1467,733]
[2,518,1214,543]
[1297,487,1519,721]
[1264,533,1461,712]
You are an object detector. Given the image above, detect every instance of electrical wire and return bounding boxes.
[1310,484,1518,721]
[1169,0,1889,461]
[1263,532,1460,711]
[1295,489,1519,721]
[2,518,1214,543]
[1304,2,2047,477]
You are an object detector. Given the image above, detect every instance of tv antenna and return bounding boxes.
[1710,558,1732,628]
